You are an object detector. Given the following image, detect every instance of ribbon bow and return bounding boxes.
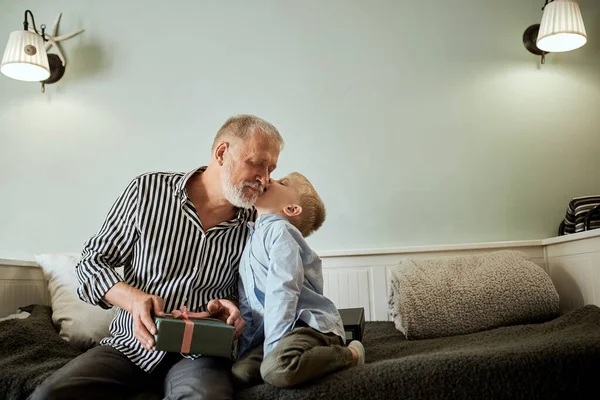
[166,306,216,354]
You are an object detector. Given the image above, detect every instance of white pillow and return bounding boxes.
[34,253,117,350]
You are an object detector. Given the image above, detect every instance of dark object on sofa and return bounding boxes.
[339,307,365,344]
[2,305,600,400]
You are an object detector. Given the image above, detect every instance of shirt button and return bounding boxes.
[182,296,187,302]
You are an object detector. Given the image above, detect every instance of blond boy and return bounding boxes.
[233,172,365,388]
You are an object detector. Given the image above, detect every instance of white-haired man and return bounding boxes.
[31,115,283,400]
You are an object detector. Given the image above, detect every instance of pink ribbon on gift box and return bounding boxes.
[167,306,218,354]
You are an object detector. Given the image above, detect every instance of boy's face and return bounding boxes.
[255,174,302,217]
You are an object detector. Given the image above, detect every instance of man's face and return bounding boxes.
[221,134,280,208]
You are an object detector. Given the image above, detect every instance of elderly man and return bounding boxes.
[31,115,283,400]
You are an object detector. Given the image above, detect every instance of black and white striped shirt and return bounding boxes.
[76,167,254,372]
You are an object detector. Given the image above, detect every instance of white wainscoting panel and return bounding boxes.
[323,268,372,320]
[0,262,48,317]
[544,233,600,313]
[0,281,49,316]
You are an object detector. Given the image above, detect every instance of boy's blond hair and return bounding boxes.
[287,172,326,237]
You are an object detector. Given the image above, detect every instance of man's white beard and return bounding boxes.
[221,160,262,209]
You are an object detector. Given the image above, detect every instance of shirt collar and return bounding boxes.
[173,166,207,200]
[234,207,251,224]
[254,213,287,229]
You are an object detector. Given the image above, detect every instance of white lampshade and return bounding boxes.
[537,0,587,53]
[1,30,50,81]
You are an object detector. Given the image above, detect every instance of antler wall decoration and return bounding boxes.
[28,13,85,68]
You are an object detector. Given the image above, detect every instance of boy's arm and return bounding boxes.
[236,275,255,358]
[237,275,252,325]
[263,227,304,354]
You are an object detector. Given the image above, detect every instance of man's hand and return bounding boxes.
[206,299,245,339]
[104,282,165,352]
[129,292,165,351]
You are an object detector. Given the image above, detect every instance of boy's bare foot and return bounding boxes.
[348,340,365,366]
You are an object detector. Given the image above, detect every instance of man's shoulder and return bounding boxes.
[135,171,185,181]
[132,171,185,188]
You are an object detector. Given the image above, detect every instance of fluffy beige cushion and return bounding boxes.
[388,250,560,339]
[34,253,117,349]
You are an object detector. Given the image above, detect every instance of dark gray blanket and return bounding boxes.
[0,305,83,400]
[2,305,600,400]
[236,305,600,400]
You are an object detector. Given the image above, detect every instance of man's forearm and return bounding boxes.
[104,281,165,350]
[103,281,143,314]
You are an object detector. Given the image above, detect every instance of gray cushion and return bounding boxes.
[388,250,559,339]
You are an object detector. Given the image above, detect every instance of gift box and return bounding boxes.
[339,307,365,344]
[153,308,234,358]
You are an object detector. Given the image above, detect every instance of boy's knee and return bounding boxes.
[260,367,296,388]
[232,361,262,387]
[260,353,299,388]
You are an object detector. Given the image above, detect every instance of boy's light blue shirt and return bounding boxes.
[237,214,345,358]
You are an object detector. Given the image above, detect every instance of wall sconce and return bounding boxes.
[1,10,84,92]
[523,0,586,64]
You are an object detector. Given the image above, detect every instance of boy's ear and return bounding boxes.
[215,142,229,166]
[283,204,302,217]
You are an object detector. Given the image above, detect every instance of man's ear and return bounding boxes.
[214,142,229,166]
[283,204,302,217]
